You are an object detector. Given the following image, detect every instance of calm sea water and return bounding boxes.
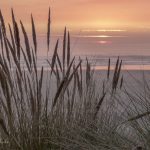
[33,30,150,70]
[2,30,150,70]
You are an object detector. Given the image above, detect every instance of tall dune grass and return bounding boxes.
[0,8,149,150]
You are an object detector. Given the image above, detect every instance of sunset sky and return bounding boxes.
[1,0,150,33]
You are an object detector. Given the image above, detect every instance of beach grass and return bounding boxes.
[0,8,149,150]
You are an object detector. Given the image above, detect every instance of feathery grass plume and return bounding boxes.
[107,58,110,80]
[47,7,51,51]
[67,32,70,67]
[51,39,59,74]
[11,8,16,39]
[63,27,67,76]
[2,32,11,66]
[0,24,3,50]
[11,8,15,27]
[93,92,106,120]
[31,14,37,54]
[0,11,5,52]
[15,22,20,59]
[20,20,32,65]
[0,10,6,34]
[11,9,21,60]
[8,24,16,51]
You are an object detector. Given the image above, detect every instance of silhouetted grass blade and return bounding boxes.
[31,14,37,54]
[67,32,70,67]
[47,7,51,51]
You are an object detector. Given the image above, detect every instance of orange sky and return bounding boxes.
[1,0,150,33]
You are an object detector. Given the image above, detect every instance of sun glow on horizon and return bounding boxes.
[1,0,150,33]
[75,35,127,38]
[98,40,111,44]
[82,29,127,32]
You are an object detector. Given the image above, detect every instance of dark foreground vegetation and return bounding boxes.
[0,8,149,150]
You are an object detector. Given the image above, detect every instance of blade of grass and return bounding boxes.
[107,58,110,80]
[11,9,20,60]
[31,14,37,55]
[51,39,59,74]
[20,20,32,65]
[67,32,70,67]
[63,27,66,76]
[0,24,3,50]
[8,24,16,51]
[47,7,51,51]
[0,10,6,34]
[93,92,106,120]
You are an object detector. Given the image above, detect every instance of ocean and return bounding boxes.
[31,29,150,70]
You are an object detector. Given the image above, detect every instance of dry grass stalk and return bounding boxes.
[0,24,3,50]
[31,14,37,54]
[67,32,70,67]
[112,57,122,92]
[20,21,32,65]
[63,27,67,76]
[47,7,51,51]
[11,9,21,60]
[93,92,106,120]
[107,58,110,80]
[56,53,63,72]
[120,75,123,89]
[51,39,59,74]
[0,10,6,34]
[8,24,16,51]
[52,57,75,108]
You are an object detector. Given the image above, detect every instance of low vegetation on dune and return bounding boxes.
[0,8,150,150]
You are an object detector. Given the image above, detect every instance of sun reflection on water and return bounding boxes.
[97,40,112,44]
